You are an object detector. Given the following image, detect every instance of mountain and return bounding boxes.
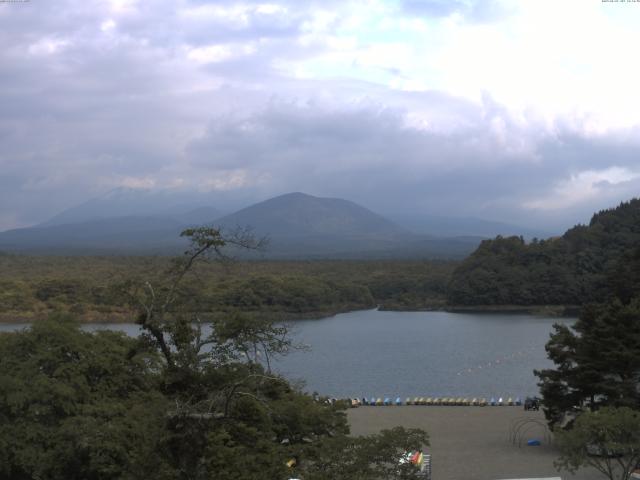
[448,198,640,306]
[214,192,481,258]
[179,206,223,226]
[0,216,188,254]
[0,192,481,258]
[217,192,409,238]
[391,214,554,239]
[41,187,223,227]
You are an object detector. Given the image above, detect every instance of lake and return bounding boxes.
[0,309,572,399]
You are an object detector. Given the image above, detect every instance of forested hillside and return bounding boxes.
[0,257,454,322]
[448,198,640,306]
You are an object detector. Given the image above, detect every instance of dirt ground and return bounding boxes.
[347,406,605,480]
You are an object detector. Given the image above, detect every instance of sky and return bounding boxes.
[1,0,640,232]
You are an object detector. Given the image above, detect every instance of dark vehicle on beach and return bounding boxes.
[523,397,540,411]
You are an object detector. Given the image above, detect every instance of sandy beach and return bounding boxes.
[348,406,604,480]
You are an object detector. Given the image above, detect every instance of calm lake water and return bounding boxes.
[0,309,572,399]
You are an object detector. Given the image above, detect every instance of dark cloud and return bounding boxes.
[185,99,640,232]
[0,0,638,232]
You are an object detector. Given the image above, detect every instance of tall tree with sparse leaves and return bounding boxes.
[1,227,431,480]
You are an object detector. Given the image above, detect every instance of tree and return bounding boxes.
[0,314,169,480]
[294,426,430,480]
[448,198,640,307]
[119,226,431,479]
[555,407,640,480]
[0,227,430,479]
[535,298,640,427]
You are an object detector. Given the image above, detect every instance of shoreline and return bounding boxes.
[0,304,580,324]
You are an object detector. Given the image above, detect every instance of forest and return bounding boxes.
[448,198,640,307]
[0,228,430,480]
[2,199,639,323]
[0,255,455,323]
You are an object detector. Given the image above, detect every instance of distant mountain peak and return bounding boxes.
[0,191,481,258]
[40,188,224,227]
[217,192,409,238]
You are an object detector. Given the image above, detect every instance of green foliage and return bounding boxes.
[0,314,168,480]
[0,313,430,479]
[294,426,430,480]
[535,298,640,427]
[0,230,430,479]
[555,407,640,480]
[449,198,640,306]
[0,256,455,322]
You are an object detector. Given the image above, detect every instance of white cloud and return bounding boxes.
[106,0,138,15]
[289,0,640,133]
[27,38,70,55]
[200,170,260,191]
[254,4,288,15]
[2,0,640,231]
[524,167,640,211]
[119,176,157,189]
[100,19,116,33]
[186,43,256,64]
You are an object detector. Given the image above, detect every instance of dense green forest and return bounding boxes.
[0,228,429,479]
[0,256,455,322]
[3,198,640,322]
[448,198,640,307]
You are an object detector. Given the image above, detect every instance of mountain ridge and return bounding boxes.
[216,192,410,238]
[0,191,481,258]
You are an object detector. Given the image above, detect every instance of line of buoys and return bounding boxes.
[455,346,539,376]
[349,396,522,407]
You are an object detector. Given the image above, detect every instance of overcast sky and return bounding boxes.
[1,0,640,232]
